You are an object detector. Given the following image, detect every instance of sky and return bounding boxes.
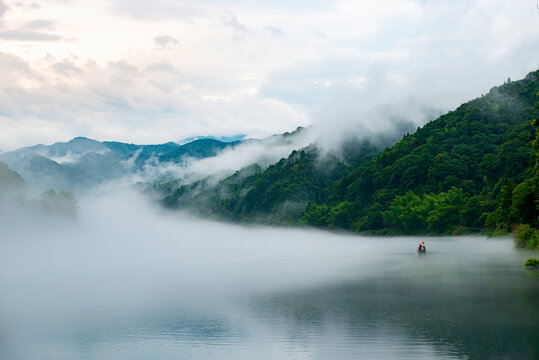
[0,0,538,150]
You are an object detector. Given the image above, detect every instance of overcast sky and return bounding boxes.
[0,0,538,150]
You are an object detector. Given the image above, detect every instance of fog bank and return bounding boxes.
[1,188,534,360]
[0,189,384,330]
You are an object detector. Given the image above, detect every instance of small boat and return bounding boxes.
[417,241,426,254]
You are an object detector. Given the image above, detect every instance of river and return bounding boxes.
[1,194,538,359]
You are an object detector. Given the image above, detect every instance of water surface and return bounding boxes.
[1,196,537,359]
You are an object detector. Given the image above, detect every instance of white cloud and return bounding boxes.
[265,25,283,37]
[0,0,7,17]
[0,54,308,150]
[0,0,537,150]
[153,34,179,49]
[0,29,62,41]
[174,128,315,183]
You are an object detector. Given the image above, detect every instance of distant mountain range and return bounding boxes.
[177,135,246,145]
[0,136,242,193]
[0,129,306,194]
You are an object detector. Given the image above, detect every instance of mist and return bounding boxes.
[138,127,316,186]
[0,188,383,356]
[1,187,537,359]
[0,188,374,316]
[0,189,332,318]
[2,0,539,358]
[312,92,458,154]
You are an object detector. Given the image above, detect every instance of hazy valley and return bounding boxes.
[1,1,538,358]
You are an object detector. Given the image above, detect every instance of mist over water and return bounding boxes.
[1,190,538,359]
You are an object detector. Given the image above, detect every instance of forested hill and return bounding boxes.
[158,70,539,236]
[319,70,539,234]
[157,137,390,225]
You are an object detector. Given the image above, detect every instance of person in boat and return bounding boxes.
[418,243,423,251]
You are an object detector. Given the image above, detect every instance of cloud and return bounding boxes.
[109,0,209,20]
[52,60,83,76]
[153,34,179,49]
[0,0,6,17]
[0,51,37,80]
[0,30,62,41]
[108,0,334,20]
[148,128,316,184]
[11,2,40,10]
[0,16,62,42]
[220,12,248,34]
[0,0,538,152]
[145,61,179,74]
[20,19,55,30]
[0,54,308,151]
[258,0,539,150]
[265,25,283,37]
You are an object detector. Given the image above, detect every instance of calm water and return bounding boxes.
[1,208,538,360]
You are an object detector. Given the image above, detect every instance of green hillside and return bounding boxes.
[158,70,539,237]
[318,71,539,234]
[158,139,384,224]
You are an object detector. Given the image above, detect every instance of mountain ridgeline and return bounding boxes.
[0,136,242,193]
[158,139,387,225]
[158,70,539,242]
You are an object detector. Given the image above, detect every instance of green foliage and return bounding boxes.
[513,224,539,249]
[496,79,539,247]
[158,141,383,225]
[509,179,538,226]
[524,258,539,267]
[381,187,470,233]
[332,70,539,233]
[485,228,510,237]
[155,70,539,235]
[382,191,425,232]
[302,203,331,227]
[329,201,355,229]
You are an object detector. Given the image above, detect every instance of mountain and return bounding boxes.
[158,140,384,224]
[178,134,246,145]
[157,70,539,235]
[156,126,407,224]
[158,139,240,163]
[0,130,307,193]
[0,160,25,196]
[0,137,239,193]
[317,71,539,233]
[0,161,78,220]
[102,141,180,157]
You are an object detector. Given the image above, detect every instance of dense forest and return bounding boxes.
[156,70,539,247]
[156,132,390,225]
